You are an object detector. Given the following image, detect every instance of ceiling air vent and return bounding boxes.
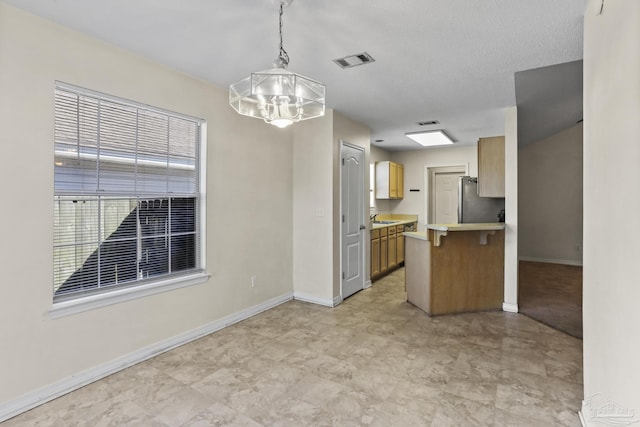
[333,52,375,69]
[417,120,439,126]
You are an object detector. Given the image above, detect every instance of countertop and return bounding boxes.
[405,223,506,246]
[371,219,417,230]
[370,214,418,230]
[425,223,506,232]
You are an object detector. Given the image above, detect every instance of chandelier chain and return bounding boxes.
[278,2,290,67]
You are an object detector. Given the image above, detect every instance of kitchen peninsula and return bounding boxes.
[404,223,505,316]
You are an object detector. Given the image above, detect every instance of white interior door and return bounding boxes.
[427,165,467,224]
[434,172,463,224]
[341,142,365,299]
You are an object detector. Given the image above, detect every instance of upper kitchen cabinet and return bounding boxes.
[477,136,505,197]
[397,164,404,199]
[375,161,404,199]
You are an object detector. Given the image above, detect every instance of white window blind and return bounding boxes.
[53,83,204,301]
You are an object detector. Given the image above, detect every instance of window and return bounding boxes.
[53,82,205,303]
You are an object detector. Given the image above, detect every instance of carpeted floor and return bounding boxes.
[518,261,583,339]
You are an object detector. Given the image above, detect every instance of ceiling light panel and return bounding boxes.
[333,52,375,69]
[405,130,454,147]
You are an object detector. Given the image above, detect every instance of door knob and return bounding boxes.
[360,225,366,230]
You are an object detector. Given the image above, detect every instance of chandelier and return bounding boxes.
[229,0,326,128]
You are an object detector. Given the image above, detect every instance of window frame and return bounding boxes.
[50,82,209,318]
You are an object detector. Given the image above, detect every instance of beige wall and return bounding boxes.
[519,124,583,264]
[292,113,335,304]
[292,110,371,304]
[390,145,478,230]
[583,0,640,420]
[0,3,294,405]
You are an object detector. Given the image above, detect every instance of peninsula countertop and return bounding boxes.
[425,223,506,232]
[404,223,506,246]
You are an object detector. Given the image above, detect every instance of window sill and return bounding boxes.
[49,272,211,319]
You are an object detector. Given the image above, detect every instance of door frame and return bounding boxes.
[424,164,469,224]
[339,140,367,302]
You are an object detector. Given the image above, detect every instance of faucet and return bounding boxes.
[370,213,378,222]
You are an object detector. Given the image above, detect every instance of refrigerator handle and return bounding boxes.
[458,176,464,223]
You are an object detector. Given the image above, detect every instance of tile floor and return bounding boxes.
[4,268,583,426]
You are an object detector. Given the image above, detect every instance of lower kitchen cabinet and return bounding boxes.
[380,234,388,272]
[388,227,397,268]
[371,230,381,277]
[371,222,416,280]
[397,232,405,264]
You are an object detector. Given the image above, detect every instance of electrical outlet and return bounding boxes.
[251,275,257,287]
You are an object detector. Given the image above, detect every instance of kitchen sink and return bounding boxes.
[373,220,398,224]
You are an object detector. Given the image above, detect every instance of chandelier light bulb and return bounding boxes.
[271,118,294,128]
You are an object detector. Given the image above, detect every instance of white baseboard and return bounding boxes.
[579,408,587,426]
[364,280,372,289]
[502,302,519,313]
[333,295,343,307]
[0,292,293,423]
[519,256,582,266]
[293,291,335,307]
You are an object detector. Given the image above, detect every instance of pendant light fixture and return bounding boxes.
[229,0,326,128]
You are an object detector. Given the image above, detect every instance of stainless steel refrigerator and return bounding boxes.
[458,176,505,223]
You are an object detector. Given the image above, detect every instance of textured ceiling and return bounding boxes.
[4,0,587,151]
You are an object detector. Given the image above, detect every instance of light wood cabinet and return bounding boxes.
[375,161,405,199]
[477,136,505,197]
[371,223,414,279]
[389,162,398,198]
[397,164,404,199]
[380,235,388,272]
[370,234,380,277]
[405,228,504,316]
[388,226,397,268]
[397,231,405,264]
